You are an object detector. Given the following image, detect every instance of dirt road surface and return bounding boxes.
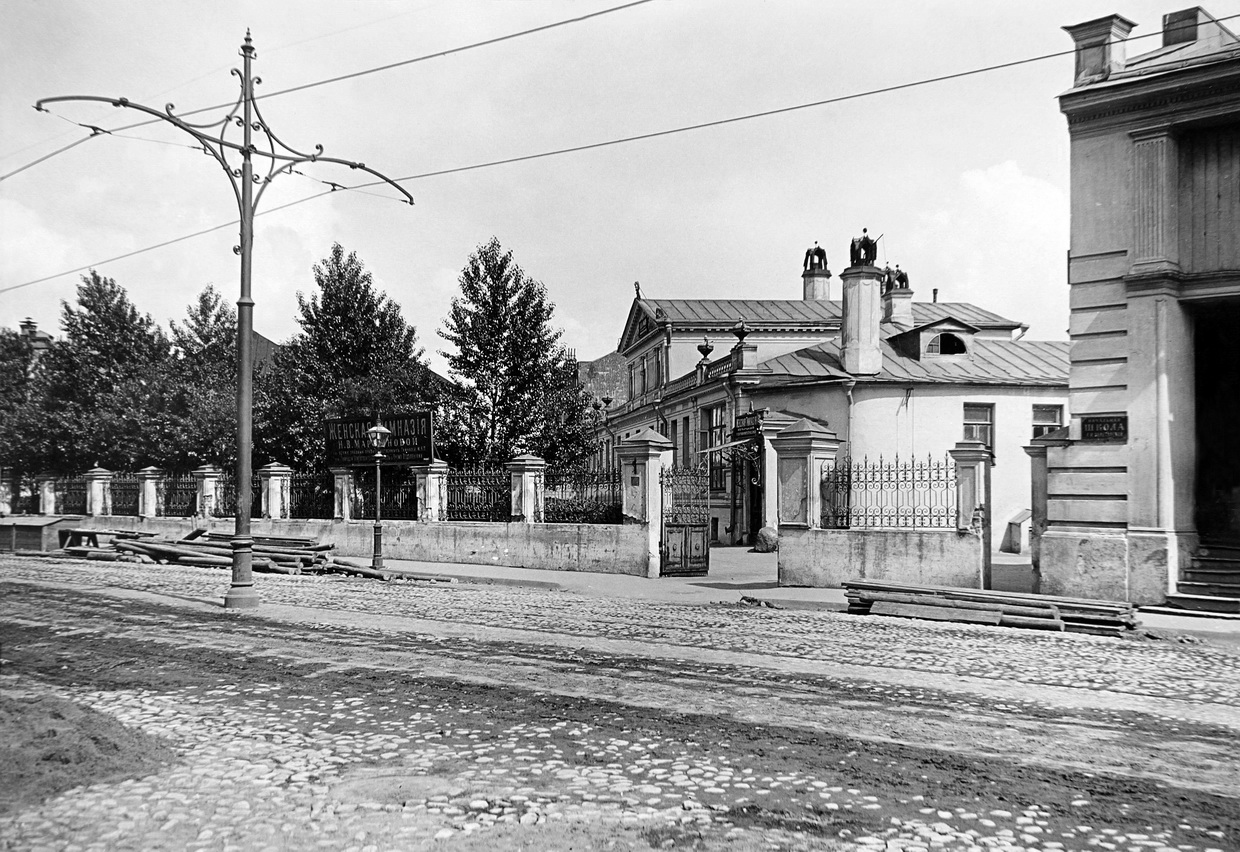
[2,555,1238,851]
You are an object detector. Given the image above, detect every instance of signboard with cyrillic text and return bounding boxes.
[324,413,434,467]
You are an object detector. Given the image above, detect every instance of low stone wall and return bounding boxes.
[75,516,651,576]
[1036,529,1174,604]
[778,527,983,589]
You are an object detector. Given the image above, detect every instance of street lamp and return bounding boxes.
[366,420,391,570]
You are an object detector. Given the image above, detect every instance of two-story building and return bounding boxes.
[1039,6,1240,608]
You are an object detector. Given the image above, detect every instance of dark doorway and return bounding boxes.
[1194,300,1240,542]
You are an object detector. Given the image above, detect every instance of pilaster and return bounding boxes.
[136,466,164,519]
[330,467,355,521]
[84,466,112,517]
[1130,127,1180,277]
[950,440,993,587]
[616,427,674,578]
[257,463,293,520]
[35,474,56,516]
[192,464,223,518]
[506,454,546,523]
[769,419,840,530]
[414,460,449,522]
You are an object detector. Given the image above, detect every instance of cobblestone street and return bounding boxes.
[2,555,1238,852]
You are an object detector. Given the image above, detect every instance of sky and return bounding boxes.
[3,0,1236,378]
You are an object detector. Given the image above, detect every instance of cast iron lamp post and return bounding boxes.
[366,421,391,570]
[36,32,412,609]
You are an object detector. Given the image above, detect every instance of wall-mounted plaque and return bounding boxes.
[1081,415,1127,443]
[325,412,434,467]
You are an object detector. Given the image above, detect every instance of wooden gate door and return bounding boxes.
[660,464,710,577]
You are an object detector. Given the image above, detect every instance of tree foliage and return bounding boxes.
[21,272,174,474]
[163,285,239,471]
[255,243,434,472]
[438,237,592,467]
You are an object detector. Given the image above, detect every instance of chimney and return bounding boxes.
[882,283,914,330]
[802,269,831,300]
[801,242,831,300]
[840,267,883,375]
[1063,14,1136,86]
[1163,7,1238,48]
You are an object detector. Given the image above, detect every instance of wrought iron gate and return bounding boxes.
[660,463,710,577]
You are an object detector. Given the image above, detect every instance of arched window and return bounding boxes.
[926,333,967,355]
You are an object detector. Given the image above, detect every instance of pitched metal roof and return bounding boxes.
[639,298,1022,329]
[759,338,1069,387]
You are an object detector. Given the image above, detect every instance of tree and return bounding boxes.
[438,237,592,467]
[0,328,38,489]
[26,271,173,473]
[164,285,239,471]
[254,243,434,472]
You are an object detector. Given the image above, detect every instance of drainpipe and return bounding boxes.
[843,380,857,459]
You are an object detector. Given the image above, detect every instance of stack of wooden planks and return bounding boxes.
[842,580,1137,637]
[60,528,398,580]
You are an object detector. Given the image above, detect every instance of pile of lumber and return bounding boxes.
[842,580,1137,637]
[60,529,393,580]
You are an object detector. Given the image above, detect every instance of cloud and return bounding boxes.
[904,161,1069,339]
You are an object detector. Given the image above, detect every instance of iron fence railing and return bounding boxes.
[351,467,418,521]
[445,469,510,522]
[542,467,623,524]
[161,473,198,517]
[820,454,957,529]
[110,472,140,516]
[54,476,87,515]
[661,464,710,525]
[213,474,262,518]
[290,471,335,520]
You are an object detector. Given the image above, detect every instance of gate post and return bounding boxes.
[84,466,113,517]
[35,474,57,515]
[137,466,164,518]
[258,463,293,520]
[769,419,840,529]
[413,460,448,522]
[507,454,546,523]
[193,464,223,518]
[950,440,993,588]
[330,467,354,520]
[617,427,674,578]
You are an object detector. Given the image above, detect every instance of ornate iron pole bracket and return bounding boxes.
[35,31,413,610]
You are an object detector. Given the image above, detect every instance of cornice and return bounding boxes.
[1061,60,1240,131]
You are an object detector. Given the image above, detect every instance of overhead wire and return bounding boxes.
[5,11,1239,296]
[0,0,658,180]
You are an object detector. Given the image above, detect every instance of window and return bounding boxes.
[639,356,647,394]
[1032,404,1064,439]
[963,403,994,451]
[927,333,967,355]
[628,364,636,400]
[699,405,727,490]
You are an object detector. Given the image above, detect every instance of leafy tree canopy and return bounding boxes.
[255,243,434,472]
[438,237,591,467]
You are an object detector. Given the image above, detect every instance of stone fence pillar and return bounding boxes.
[137,466,163,518]
[950,440,993,587]
[330,467,354,521]
[414,460,448,522]
[616,427,674,579]
[0,477,11,515]
[84,466,112,517]
[769,419,840,530]
[35,474,57,516]
[193,464,223,518]
[258,463,293,520]
[507,454,545,523]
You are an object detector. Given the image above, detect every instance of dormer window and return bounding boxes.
[926,333,967,355]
